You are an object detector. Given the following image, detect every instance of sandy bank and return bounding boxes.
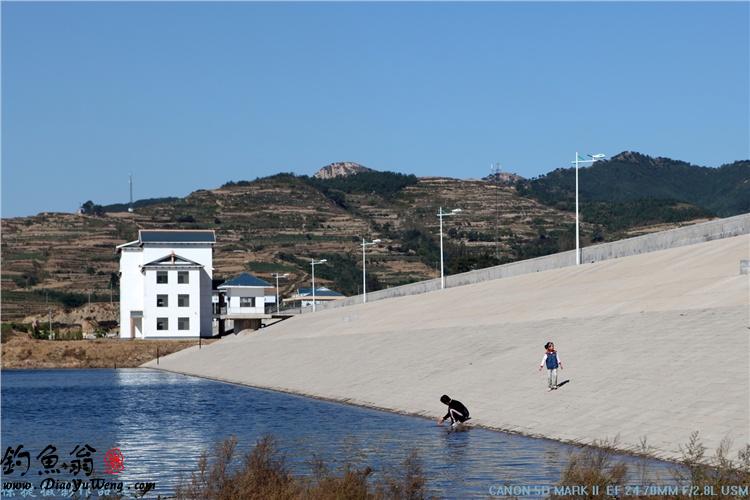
[2,335,212,369]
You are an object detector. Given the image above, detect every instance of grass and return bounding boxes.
[175,433,750,500]
[1,336,214,369]
[175,435,429,500]
[1,251,46,261]
[553,433,750,499]
[246,261,298,274]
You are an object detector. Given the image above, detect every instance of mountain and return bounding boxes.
[517,151,750,217]
[3,152,745,322]
[313,162,373,179]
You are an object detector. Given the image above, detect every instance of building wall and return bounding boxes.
[143,268,202,338]
[224,287,266,315]
[119,243,214,338]
[119,248,144,339]
[234,318,262,332]
[200,270,213,335]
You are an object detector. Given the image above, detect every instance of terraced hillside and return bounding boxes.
[3,175,583,321]
[4,150,731,323]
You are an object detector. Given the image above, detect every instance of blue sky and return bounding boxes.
[2,2,748,217]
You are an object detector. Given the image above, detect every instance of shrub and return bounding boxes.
[554,434,750,500]
[175,435,429,500]
[553,439,626,499]
[81,200,106,217]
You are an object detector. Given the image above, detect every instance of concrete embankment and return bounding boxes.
[318,213,750,310]
[144,233,749,461]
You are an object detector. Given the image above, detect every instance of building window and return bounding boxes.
[156,318,168,331]
[156,294,168,307]
[178,317,190,330]
[157,271,168,284]
[178,294,190,307]
[178,271,189,284]
[240,297,255,308]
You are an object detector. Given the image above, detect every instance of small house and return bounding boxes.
[216,273,272,332]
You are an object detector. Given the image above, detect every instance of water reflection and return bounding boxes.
[2,369,673,498]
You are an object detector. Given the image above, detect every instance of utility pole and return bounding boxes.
[271,273,288,314]
[437,208,462,289]
[46,291,52,340]
[361,238,380,303]
[490,163,501,260]
[310,259,327,312]
[128,174,134,213]
[571,152,606,265]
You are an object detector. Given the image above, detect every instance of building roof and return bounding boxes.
[142,253,204,269]
[218,273,271,288]
[116,239,140,249]
[297,287,344,297]
[139,230,216,244]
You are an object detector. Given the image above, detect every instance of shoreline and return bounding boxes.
[143,365,682,467]
[140,235,749,465]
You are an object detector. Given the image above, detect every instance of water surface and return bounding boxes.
[1,369,672,498]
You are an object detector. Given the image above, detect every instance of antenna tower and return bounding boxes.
[128,174,134,213]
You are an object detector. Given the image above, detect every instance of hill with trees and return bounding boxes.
[516,151,749,221]
[3,153,746,323]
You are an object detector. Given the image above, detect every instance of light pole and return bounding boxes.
[361,238,381,303]
[437,207,462,289]
[271,273,288,313]
[490,162,501,260]
[310,259,327,312]
[572,152,606,265]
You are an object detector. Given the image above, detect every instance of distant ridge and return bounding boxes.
[314,162,373,179]
[517,151,750,217]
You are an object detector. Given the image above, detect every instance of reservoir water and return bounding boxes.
[1,369,673,498]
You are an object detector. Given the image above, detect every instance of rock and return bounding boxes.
[313,162,373,179]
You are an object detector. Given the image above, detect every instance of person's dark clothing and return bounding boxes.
[443,399,470,423]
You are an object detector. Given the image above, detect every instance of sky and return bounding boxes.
[2,2,748,217]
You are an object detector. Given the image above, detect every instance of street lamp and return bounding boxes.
[571,152,606,265]
[310,259,327,312]
[437,207,462,289]
[271,273,288,313]
[361,238,381,303]
[490,162,502,260]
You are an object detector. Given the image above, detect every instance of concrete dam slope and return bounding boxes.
[145,233,749,460]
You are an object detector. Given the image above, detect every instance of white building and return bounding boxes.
[117,230,215,339]
[285,287,345,309]
[216,273,272,332]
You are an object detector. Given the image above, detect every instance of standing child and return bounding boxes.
[539,341,563,390]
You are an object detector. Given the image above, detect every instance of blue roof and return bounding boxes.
[139,230,215,244]
[298,287,344,297]
[219,273,271,288]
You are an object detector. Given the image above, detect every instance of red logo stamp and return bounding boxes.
[103,448,125,475]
